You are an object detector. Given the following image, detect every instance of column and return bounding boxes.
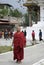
[28,7,32,26]
[8,7,10,16]
[4,5,6,9]
[40,5,44,22]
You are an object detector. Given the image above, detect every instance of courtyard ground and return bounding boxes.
[0,40,44,65]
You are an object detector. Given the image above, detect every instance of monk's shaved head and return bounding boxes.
[16,26,21,32]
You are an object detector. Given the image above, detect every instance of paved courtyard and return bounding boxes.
[0,38,32,46]
[33,59,44,65]
[0,41,44,65]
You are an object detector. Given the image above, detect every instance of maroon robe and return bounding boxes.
[32,31,35,41]
[13,31,26,61]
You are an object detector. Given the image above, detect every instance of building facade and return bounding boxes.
[0,3,13,17]
[23,0,44,26]
[0,3,18,31]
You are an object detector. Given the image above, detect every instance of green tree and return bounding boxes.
[32,11,38,23]
[10,9,22,17]
[24,13,29,26]
[0,8,8,16]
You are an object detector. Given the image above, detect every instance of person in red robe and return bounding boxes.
[32,30,35,41]
[12,26,26,63]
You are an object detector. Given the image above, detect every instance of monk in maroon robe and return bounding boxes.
[12,26,26,63]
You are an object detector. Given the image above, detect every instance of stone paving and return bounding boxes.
[0,41,44,65]
[0,38,32,46]
[33,59,44,65]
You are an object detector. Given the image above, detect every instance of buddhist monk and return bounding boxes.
[12,26,26,63]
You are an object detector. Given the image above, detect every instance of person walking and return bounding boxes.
[12,26,26,63]
[24,30,26,37]
[32,30,35,41]
[4,29,8,40]
[39,29,42,41]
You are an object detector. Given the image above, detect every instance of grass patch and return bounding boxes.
[26,45,32,47]
[0,45,33,54]
[0,46,12,54]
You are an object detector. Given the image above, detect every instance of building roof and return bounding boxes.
[0,22,18,25]
[0,19,18,25]
[25,0,44,6]
[23,3,38,7]
[0,3,12,7]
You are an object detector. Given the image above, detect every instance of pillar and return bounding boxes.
[40,5,44,22]
[28,7,32,26]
